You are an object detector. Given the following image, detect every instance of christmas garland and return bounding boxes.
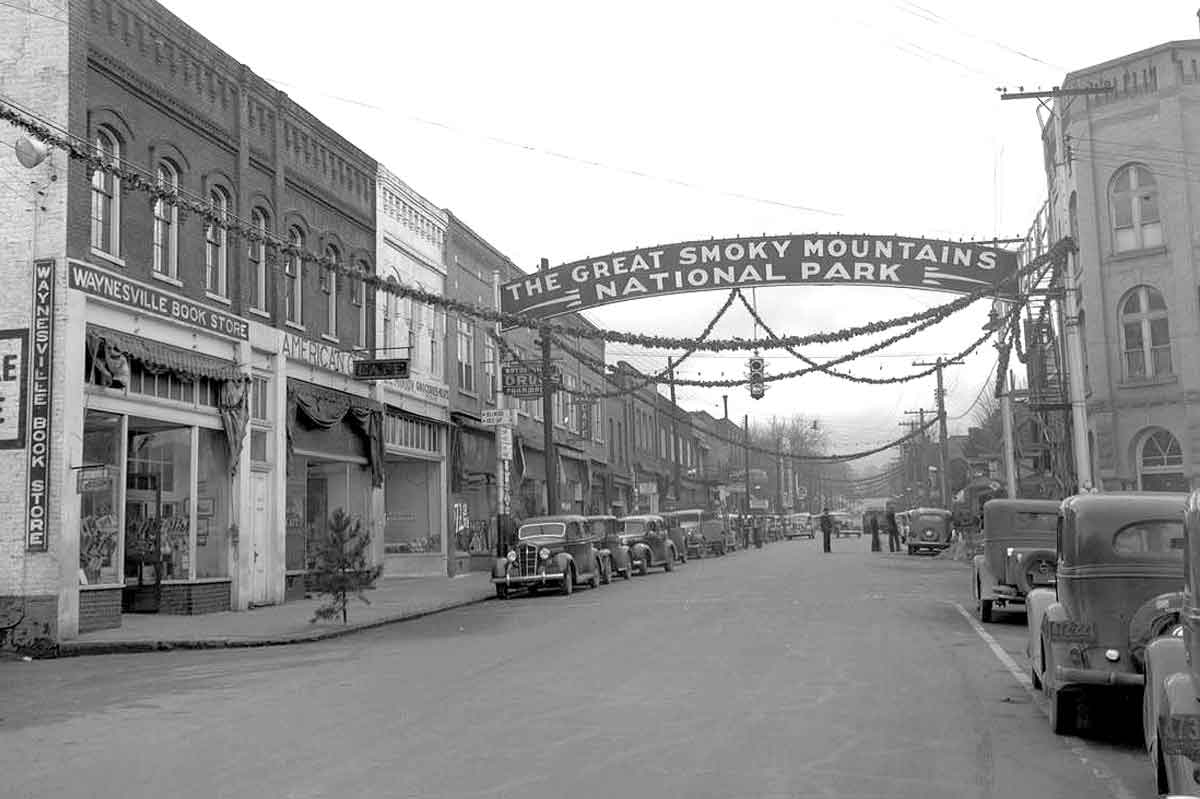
[3,95,1077,355]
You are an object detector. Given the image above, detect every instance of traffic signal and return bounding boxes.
[748,355,765,400]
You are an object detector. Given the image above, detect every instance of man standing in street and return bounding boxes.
[886,507,900,553]
[868,513,881,552]
[820,508,833,554]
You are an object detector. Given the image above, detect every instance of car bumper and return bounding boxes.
[913,541,950,549]
[493,572,566,587]
[1055,665,1144,688]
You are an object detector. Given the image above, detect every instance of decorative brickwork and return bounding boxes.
[158,581,231,615]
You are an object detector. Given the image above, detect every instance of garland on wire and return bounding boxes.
[735,257,1052,386]
[1,98,1078,354]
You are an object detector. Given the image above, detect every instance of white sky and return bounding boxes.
[157,0,1196,470]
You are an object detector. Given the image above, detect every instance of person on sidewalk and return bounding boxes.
[886,508,900,553]
[868,514,881,552]
[819,508,833,553]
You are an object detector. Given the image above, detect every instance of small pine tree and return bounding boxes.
[309,509,383,624]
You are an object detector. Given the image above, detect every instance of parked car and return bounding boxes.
[1027,492,1187,735]
[1143,490,1200,797]
[785,512,814,540]
[586,515,632,581]
[830,511,860,538]
[906,508,953,555]
[896,510,911,543]
[492,515,604,598]
[973,498,1061,622]
[696,516,733,556]
[660,511,691,564]
[664,509,712,559]
[620,514,677,574]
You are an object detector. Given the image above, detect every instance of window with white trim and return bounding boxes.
[456,318,474,392]
[248,208,269,312]
[152,161,179,277]
[323,244,339,339]
[1111,164,1162,253]
[205,187,230,297]
[353,260,367,348]
[286,227,304,324]
[90,127,121,256]
[1120,285,1172,380]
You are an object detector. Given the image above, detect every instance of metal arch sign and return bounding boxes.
[500,234,1019,320]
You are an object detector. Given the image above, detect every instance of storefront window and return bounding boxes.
[287,456,375,568]
[195,429,231,578]
[80,411,122,585]
[125,420,192,581]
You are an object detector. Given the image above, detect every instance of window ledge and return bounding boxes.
[457,388,479,400]
[205,291,232,306]
[285,321,306,332]
[89,248,125,269]
[1119,374,1178,389]
[247,308,271,320]
[320,334,340,344]
[151,271,183,288]
[1110,245,1168,263]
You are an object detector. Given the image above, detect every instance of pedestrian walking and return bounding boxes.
[886,508,900,553]
[820,508,833,553]
[868,514,881,552]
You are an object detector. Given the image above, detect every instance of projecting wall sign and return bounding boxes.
[27,259,55,552]
[500,234,1019,320]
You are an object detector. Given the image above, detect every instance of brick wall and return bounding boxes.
[78,587,121,633]
[158,581,231,615]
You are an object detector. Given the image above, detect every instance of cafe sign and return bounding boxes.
[500,234,1019,320]
[282,333,355,376]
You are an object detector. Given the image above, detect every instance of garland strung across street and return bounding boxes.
[0,100,1081,355]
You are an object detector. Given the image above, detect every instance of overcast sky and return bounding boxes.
[158,0,1195,470]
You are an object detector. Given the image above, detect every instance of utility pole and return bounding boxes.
[775,435,784,515]
[1001,85,1111,492]
[743,414,752,517]
[668,356,681,506]
[538,259,557,515]
[913,358,965,509]
[1000,369,1019,498]
[492,271,511,559]
[903,410,928,501]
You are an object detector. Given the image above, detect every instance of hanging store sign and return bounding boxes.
[482,408,518,427]
[353,358,410,380]
[500,234,1019,320]
[502,363,561,398]
[69,261,250,339]
[27,259,55,552]
[0,328,28,450]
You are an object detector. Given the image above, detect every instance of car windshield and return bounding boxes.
[916,515,945,529]
[588,521,610,537]
[1015,511,1057,531]
[518,522,565,540]
[621,520,647,535]
[1112,520,1185,555]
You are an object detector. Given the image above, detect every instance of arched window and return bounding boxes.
[323,244,339,339]
[248,208,269,312]
[353,259,368,348]
[285,227,304,324]
[152,161,180,278]
[90,127,121,256]
[1120,285,1172,380]
[1138,429,1187,492]
[205,187,230,297]
[1111,164,1162,252]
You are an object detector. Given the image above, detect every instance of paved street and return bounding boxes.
[3,539,1152,799]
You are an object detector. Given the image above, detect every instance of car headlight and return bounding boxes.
[1006,547,1015,557]
[1169,624,1185,638]
[1104,649,1120,662]
[539,547,551,560]
[506,550,517,562]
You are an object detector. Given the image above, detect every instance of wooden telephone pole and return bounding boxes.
[913,358,965,509]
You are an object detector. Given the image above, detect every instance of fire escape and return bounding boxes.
[1020,300,1073,498]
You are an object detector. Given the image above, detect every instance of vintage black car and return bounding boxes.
[972,498,1061,622]
[492,515,604,598]
[906,508,953,555]
[586,515,632,581]
[1027,492,1188,735]
[619,514,677,575]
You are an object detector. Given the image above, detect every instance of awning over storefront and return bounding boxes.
[86,325,244,382]
[286,379,384,487]
[85,325,251,479]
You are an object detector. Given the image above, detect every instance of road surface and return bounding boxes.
[1,538,1154,799]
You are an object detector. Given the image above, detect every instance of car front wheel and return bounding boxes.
[561,568,574,596]
[1049,685,1075,735]
[495,584,508,600]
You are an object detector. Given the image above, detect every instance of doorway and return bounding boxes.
[249,471,271,605]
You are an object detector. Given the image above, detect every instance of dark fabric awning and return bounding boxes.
[87,325,243,382]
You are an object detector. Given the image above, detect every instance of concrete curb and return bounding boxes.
[51,593,495,659]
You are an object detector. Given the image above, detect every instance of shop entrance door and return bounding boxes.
[306,471,329,568]
[249,471,271,605]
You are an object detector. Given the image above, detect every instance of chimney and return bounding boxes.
[539,257,549,272]
[722,394,729,419]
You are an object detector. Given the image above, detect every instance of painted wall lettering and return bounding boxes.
[0,328,28,450]
[27,260,54,552]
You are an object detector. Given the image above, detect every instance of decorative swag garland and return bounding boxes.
[2,96,1072,354]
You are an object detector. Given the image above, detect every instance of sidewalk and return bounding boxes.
[57,573,495,658]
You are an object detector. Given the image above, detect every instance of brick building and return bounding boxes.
[1046,38,1200,492]
[0,0,383,646]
